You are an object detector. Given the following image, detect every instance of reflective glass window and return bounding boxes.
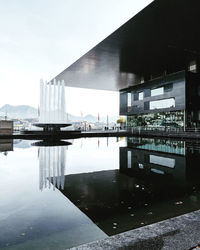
[150,155,175,168]
[127,151,132,168]
[151,168,165,175]
[139,92,143,100]
[150,98,175,110]
[189,61,197,72]
[151,87,164,96]
[127,93,131,107]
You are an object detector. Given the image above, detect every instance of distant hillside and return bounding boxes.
[0,104,38,119]
[0,104,118,123]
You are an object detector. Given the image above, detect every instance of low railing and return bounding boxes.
[185,128,200,133]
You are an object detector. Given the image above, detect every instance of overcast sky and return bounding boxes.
[0,0,152,116]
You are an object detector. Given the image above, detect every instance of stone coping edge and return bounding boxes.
[69,209,200,250]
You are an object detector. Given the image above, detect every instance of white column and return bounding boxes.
[52,147,56,190]
[61,146,66,190]
[61,80,66,122]
[39,79,43,122]
[49,82,52,123]
[55,81,58,122]
[57,80,61,122]
[59,81,62,122]
[61,81,63,122]
[53,79,56,123]
[44,81,48,123]
[56,147,60,188]
[46,82,50,123]
[39,148,43,190]
[48,147,51,189]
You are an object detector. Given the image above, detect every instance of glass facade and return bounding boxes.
[127,110,184,128]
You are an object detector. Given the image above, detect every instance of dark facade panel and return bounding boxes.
[185,72,200,127]
[186,72,200,110]
[133,92,139,101]
[144,101,149,110]
[119,92,127,114]
[164,83,173,92]
[144,89,151,97]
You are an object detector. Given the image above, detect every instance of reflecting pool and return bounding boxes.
[1,137,200,249]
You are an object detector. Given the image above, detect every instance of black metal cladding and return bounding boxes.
[144,89,151,98]
[144,101,150,110]
[133,92,139,101]
[120,71,186,115]
[120,92,128,114]
[164,83,173,92]
[186,72,200,111]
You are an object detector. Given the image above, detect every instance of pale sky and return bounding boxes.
[0,0,152,116]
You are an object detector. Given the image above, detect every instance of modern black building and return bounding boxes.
[53,0,200,129]
[120,71,200,129]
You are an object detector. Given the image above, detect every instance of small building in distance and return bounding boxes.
[0,120,13,134]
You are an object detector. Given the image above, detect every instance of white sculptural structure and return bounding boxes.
[34,79,71,131]
[39,79,66,124]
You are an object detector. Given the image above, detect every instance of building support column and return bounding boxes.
[184,110,186,132]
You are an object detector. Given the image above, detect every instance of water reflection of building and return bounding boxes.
[39,146,67,191]
[121,137,200,184]
[52,137,200,236]
[120,144,186,184]
[127,137,185,155]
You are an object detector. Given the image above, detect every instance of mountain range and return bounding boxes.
[0,104,118,123]
[0,104,38,119]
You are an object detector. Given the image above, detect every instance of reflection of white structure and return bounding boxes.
[39,146,66,191]
[39,79,66,123]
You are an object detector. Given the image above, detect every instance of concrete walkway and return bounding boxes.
[70,209,200,250]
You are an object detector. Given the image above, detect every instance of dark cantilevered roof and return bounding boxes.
[55,0,200,91]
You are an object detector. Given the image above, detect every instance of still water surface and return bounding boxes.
[1,137,200,249]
